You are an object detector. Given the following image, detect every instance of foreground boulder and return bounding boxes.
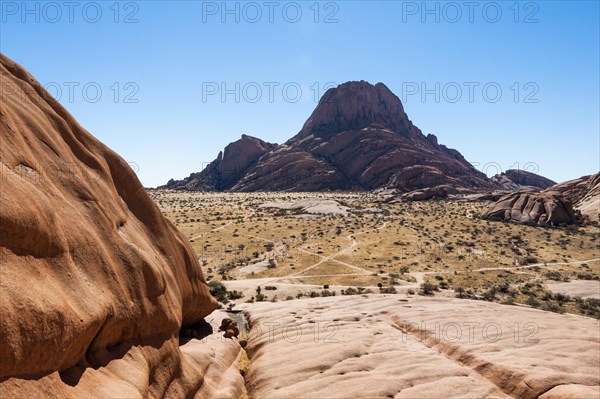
[482,191,577,225]
[0,54,233,397]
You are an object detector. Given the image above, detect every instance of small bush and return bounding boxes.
[208,280,228,303]
[228,290,243,300]
[419,282,438,296]
[545,271,566,281]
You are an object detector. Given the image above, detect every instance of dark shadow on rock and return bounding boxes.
[57,333,170,387]
[193,319,214,339]
[179,319,214,344]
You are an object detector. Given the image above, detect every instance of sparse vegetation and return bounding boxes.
[150,190,600,317]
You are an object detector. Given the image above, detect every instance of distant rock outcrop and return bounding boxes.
[398,185,450,201]
[547,173,599,223]
[165,134,276,190]
[482,172,599,225]
[163,81,491,192]
[466,192,507,202]
[482,191,578,225]
[0,54,232,398]
[491,169,556,190]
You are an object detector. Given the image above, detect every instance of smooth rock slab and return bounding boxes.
[546,280,600,299]
[240,295,600,399]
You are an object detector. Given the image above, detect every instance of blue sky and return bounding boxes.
[1,1,598,187]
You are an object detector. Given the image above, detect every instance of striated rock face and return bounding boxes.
[241,295,600,399]
[483,172,599,225]
[492,169,556,190]
[0,54,227,397]
[548,173,599,223]
[164,81,491,192]
[481,191,577,225]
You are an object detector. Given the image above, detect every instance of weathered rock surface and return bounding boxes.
[492,169,556,190]
[481,190,578,225]
[1,311,246,399]
[240,295,600,399]
[548,173,599,223]
[0,54,226,398]
[164,81,491,192]
[483,172,599,225]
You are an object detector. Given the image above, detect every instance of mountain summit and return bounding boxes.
[164,81,491,191]
[295,81,417,140]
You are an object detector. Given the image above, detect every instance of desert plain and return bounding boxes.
[150,190,600,317]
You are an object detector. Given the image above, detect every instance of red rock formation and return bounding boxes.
[546,173,599,223]
[296,81,418,140]
[0,54,227,397]
[481,190,577,225]
[164,81,491,192]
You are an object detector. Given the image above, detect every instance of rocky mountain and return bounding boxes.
[164,81,491,192]
[491,169,556,190]
[0,54,232,397]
